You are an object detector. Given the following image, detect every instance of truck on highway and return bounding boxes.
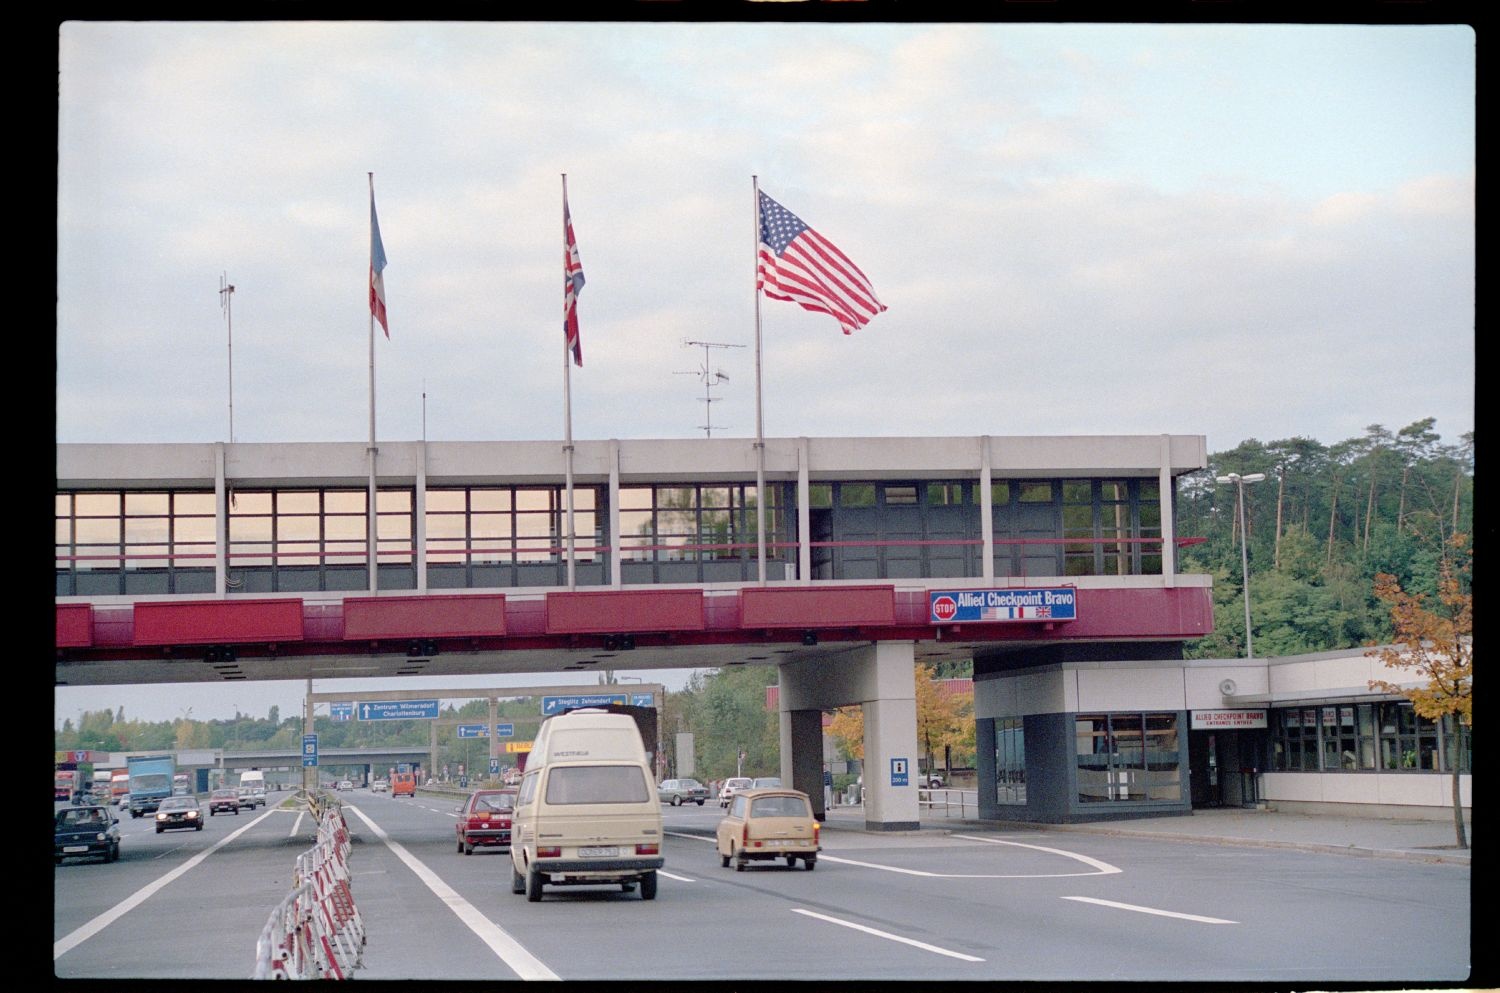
[127,755,176,818]
[55,768,77,801]
[109,770,130,804]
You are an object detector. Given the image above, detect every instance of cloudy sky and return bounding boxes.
[55,19,1474,726]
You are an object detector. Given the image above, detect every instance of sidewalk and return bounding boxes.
[820,803,1472,866]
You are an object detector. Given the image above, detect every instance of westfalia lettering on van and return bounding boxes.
[510,709,664,902]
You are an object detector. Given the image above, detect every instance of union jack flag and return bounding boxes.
[564,192,585,366]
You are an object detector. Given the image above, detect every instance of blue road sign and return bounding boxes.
[496,723,515,738]
[302,734,318,768]
[329,702,354,722]
[489,757,500,775]
[359,699,440,721]
[456,723,489,738]
[540,693,627,716]
[890,757,909,787]
[630,693,654,708]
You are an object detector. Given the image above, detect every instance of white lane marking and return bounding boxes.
[664,829,1118,878]
[290,810,306,837]
[1062,896,1237,924]
[658,870,695,882]
[54,807,279,960]
[792,909,985,962]
[342,805,558,981]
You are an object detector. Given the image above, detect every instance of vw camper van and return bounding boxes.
[509,709,664,901]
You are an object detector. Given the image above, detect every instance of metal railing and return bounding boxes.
[918,787,980,818]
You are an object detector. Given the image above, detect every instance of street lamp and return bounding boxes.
[1214,472,1266,658]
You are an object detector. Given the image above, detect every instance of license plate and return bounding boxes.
[577,846,619,857]
[63,845,88,853]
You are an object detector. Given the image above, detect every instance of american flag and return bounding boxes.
[369,187,389,337]
[757,191,885,335]
[564,192,585,366]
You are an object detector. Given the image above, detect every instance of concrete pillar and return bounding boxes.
[779,708,826,819]
[861,642,920,831]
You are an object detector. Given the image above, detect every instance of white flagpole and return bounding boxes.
[752,176,767,585]
[563,174,577,590]
[367,172,379,594]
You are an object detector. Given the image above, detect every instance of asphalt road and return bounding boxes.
[53,791,1472,982]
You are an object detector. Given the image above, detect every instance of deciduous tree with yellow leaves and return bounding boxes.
[826,663,973,782]
[1367,533,1471,849]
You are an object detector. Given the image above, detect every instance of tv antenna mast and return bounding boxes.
[676,339,744,437]
[219,272,235,442]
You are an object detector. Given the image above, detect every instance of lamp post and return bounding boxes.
[1214,472,1266,658]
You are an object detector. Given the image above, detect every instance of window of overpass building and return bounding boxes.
[425,486,600,589]
[992,479,1162,580]
[57,489,216,596]
[619,483,784,585]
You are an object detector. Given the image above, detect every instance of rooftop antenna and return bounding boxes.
[421,379,427,443]
[675,339,744,437]
[219,273,235,442]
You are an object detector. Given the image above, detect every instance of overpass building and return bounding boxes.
[57,434,1461,827]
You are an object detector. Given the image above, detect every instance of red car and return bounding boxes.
[208,788,241,815]
[455,789,517,855]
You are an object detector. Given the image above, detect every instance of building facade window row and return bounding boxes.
[56,476,1170,595]
[1268,702,1472,774]
[1075,712,1182,803]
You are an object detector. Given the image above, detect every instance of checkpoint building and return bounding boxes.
[55,433,1469,828]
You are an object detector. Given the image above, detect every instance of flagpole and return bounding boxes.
[367,172,379,594]
[752,175,767,585]
[562,174,577,591]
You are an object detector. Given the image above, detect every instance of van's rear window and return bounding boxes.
[544,766,650,805]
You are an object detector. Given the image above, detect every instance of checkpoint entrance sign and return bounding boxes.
[929,587,1077,623]
[540,693,628,716]
[359,700,439,721]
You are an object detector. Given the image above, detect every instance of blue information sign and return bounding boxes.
[496,723,514,738]
[329,702,354,722]
[540,693,628,716]
[302,734,319,768]
[890,757,909,787]
[928,587,1078,624]
[456,723,489,738]
[359,700,440,721]
[630,693,654,708]
[489,757,500,775]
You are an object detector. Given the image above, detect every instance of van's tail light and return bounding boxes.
[537,846,562,858]
[635,843,659,855]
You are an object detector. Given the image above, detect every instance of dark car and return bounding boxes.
[154,795,204,833]
[208,788,241,815]
[55,805,121,864]
[455,788,517,855]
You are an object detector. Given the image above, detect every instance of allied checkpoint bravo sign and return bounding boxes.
[929,587,1078,624]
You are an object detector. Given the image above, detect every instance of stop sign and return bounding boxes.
[932,595,957,621]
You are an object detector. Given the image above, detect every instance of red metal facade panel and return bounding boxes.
[740,586,896,628]
[545,589,706,634]
[342,594,507,640]
[132,599,305,646]
[56,604,93,648]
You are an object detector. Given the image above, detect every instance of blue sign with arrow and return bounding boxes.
[302,734,318,767]
[456,723,489,738]
[359,700,439,721]
[540,693,627,716]
[329,702,354,722]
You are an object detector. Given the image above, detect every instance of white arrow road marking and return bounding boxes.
[343,805,559,980]
[792,909,985,962]
[1062,896,1237,924]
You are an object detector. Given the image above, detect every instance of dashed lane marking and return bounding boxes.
[791,908,985,962]
[1062,895,1237,924]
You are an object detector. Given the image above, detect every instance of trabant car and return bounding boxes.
[716,788,820,871]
